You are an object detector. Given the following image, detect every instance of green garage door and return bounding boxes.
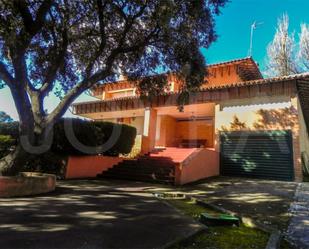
[220,130,294,181]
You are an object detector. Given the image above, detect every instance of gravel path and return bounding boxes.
[287,182,309,249]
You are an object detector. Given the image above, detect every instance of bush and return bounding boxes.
[0,122,19,139]
[24,152,68,179]
[0,118,137,156]
[52,118,137,156]
[0,135,15,158]
[52,118,99,155]
[93,121,137,156]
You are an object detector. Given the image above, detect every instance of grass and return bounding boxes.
[166,199,270,249]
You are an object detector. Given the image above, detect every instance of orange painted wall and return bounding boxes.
[175,120,214,147]
[175,148,219,185]
[167,66,241,93]
[141,108,157,154]
[204,65,241,87]
[156,117,214,148]
[94,64,243,99]
[65,156,123,179]
[156,115,178,147]
[214,99,303,181]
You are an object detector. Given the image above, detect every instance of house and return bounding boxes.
[72,57,309,184]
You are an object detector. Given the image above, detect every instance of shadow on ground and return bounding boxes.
[0,180,202,249]
[145,176,297,231]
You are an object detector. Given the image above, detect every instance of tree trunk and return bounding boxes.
[0,145,29,176]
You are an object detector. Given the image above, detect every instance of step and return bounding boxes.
[98,173,175,184]
[118,162,175,170]
[108,166,174,175]
[105,168,174,177]
[121,158,176,165]
[137,158,177,165]
[109,168,175,176]
[102,171,175,180]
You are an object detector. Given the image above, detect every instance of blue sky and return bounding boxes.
[203,0,309,69]
[1,0,309,120]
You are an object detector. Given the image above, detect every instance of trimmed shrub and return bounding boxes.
[0,118,137,156]
[52,118,99,155]
[52,118,137,156]
[93,121,137,156]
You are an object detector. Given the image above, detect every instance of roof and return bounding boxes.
[73,72,309,107]
[296,75,309,132]
[207,57,263,81]
[92,57,263,93]
[201,72,309,91]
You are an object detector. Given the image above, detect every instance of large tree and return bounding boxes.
[0,0,227,175]
[299,23,309,71]
[266,14,299,76]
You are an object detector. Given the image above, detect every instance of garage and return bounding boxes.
[220,130,294,181]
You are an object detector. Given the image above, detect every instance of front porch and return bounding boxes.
[73,102,216,155]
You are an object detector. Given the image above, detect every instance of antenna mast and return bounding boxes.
[248,21,263,57]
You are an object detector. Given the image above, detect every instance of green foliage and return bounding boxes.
[0,111,13,123]
[93,121,137,156]
[0,121,19,139]
[52,118,137,156]
[0,135,14,148]
[0,118,137,157]
[0,122,18,158]
[52,118,99,155]
[0,135,15,158]
[166,199,269,249]
[0,0,227,106]
[24,152,67,179]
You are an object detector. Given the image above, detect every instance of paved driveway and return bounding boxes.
[0,180,202,249]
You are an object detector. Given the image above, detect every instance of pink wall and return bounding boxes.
[175,148,219,185]
[65,156,123,179]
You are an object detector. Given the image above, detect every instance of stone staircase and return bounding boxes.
[97,147,197,184]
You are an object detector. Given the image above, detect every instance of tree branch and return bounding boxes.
[14,0,53,54]
[46,28,158,125]
[0,62,15,86]
[13,0,34,33]
[40,29,69,96]
[85,0,107,77]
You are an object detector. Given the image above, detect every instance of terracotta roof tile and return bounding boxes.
[72,73,309,107]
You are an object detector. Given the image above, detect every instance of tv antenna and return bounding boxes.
[248,21,263,57]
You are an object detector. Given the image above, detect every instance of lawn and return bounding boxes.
[166,199,269,249]
[146,177,298,249]
[149,177,297,231]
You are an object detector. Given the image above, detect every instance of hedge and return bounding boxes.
[0,118,137,157]
[52,118,137,156]
[93,121,137,155]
